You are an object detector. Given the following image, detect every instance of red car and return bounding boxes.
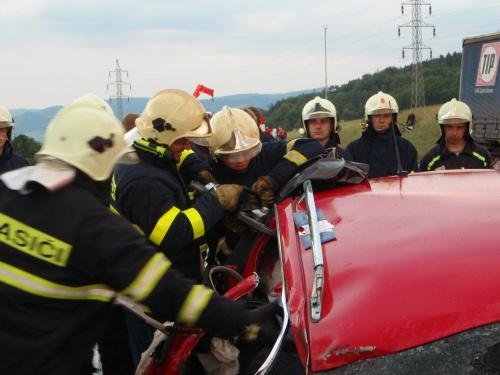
[143,158,500,374]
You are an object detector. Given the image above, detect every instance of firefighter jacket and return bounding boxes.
[111,140,225,281]
[419,140,493,171]
[0,174,246,375]
[0,141,29,174]
[212,138,325,187]
[346,125,418,178]
[323,133,352,161]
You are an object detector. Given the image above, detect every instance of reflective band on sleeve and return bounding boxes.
[472,151,487,166]
[177,149,195,171]
[0,261,115,302]
[149,207,181,245]
[284,150,308,166]
[0,213,72,267]
[177,285,213,326]
[121,253,171,302]
[182,208,205,239]
[427,155,441,170]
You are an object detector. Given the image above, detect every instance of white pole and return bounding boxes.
[324,25,328,99]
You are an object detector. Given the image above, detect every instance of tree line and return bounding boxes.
[265,52,461,130]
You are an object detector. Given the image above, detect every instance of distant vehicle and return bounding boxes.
[460,31,500,159]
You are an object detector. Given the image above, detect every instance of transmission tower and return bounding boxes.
[107,59,131,121]
[398,1,435,110]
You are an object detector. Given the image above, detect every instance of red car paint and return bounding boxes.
[276,169,500,372]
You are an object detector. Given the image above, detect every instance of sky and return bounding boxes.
[1,0,500,109]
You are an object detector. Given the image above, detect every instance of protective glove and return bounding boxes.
[197,169,216,184]
[213,184,243,212]
[241,303,282,345]
[249,176,279,207]
[223,214,247,234]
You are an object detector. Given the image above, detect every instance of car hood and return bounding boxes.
[275,169,500,373]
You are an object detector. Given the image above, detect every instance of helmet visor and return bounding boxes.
[217,143,262,164]
[215,129,260,154]
[368,108,394,116]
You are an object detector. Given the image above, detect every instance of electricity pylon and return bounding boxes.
[107,59,131,121]
[398,1,435,110]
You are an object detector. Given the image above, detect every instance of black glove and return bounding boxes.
[241,303,282,344]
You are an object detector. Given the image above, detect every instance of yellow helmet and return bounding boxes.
[364,91,399,120]
[0,105,14,129]
[37,100,136,181]
[136,89,212,146]
[71,93,114,114]
[210,106,262,163]
[301,96,337,134]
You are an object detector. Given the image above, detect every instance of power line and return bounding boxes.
[398,0,435,110]
[107,59,131,121]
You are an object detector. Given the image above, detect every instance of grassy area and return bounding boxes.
[288,104,443,161]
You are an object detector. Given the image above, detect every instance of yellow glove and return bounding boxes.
[213,184,243,212]
[249,176,279,207]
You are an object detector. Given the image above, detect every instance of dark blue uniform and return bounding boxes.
[346,126,418,178]
[111,140,224,281]
[322,133,352,160]
[0,141,29,174]
[420,141,492,171]
[0,173,243,375]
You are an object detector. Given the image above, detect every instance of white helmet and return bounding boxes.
[301,96,337,135]
[37,101,137,181]
[136,89,212,146]
[0,105,14,129]
[71,93,114,114]
[364,91,399,120]
[210,106,262,163]
[438,98,472,127]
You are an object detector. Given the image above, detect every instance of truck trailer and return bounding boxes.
[460,31,500,158]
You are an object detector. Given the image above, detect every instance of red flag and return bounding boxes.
[192,84,214,98]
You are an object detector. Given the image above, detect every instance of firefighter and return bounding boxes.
[111,89,242,281]
[0,97,279,375]
[0,105,29,173]
[200,106,324,266]
[110,90,246,365]
[420,99,493,171]
[301,96,351,160]
[209,106,325,206]
[346,91,418,178]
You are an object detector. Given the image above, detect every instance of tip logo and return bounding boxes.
[475,42,500,87]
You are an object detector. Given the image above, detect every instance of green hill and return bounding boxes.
[266,52,461,133]
[273,52,461,161]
